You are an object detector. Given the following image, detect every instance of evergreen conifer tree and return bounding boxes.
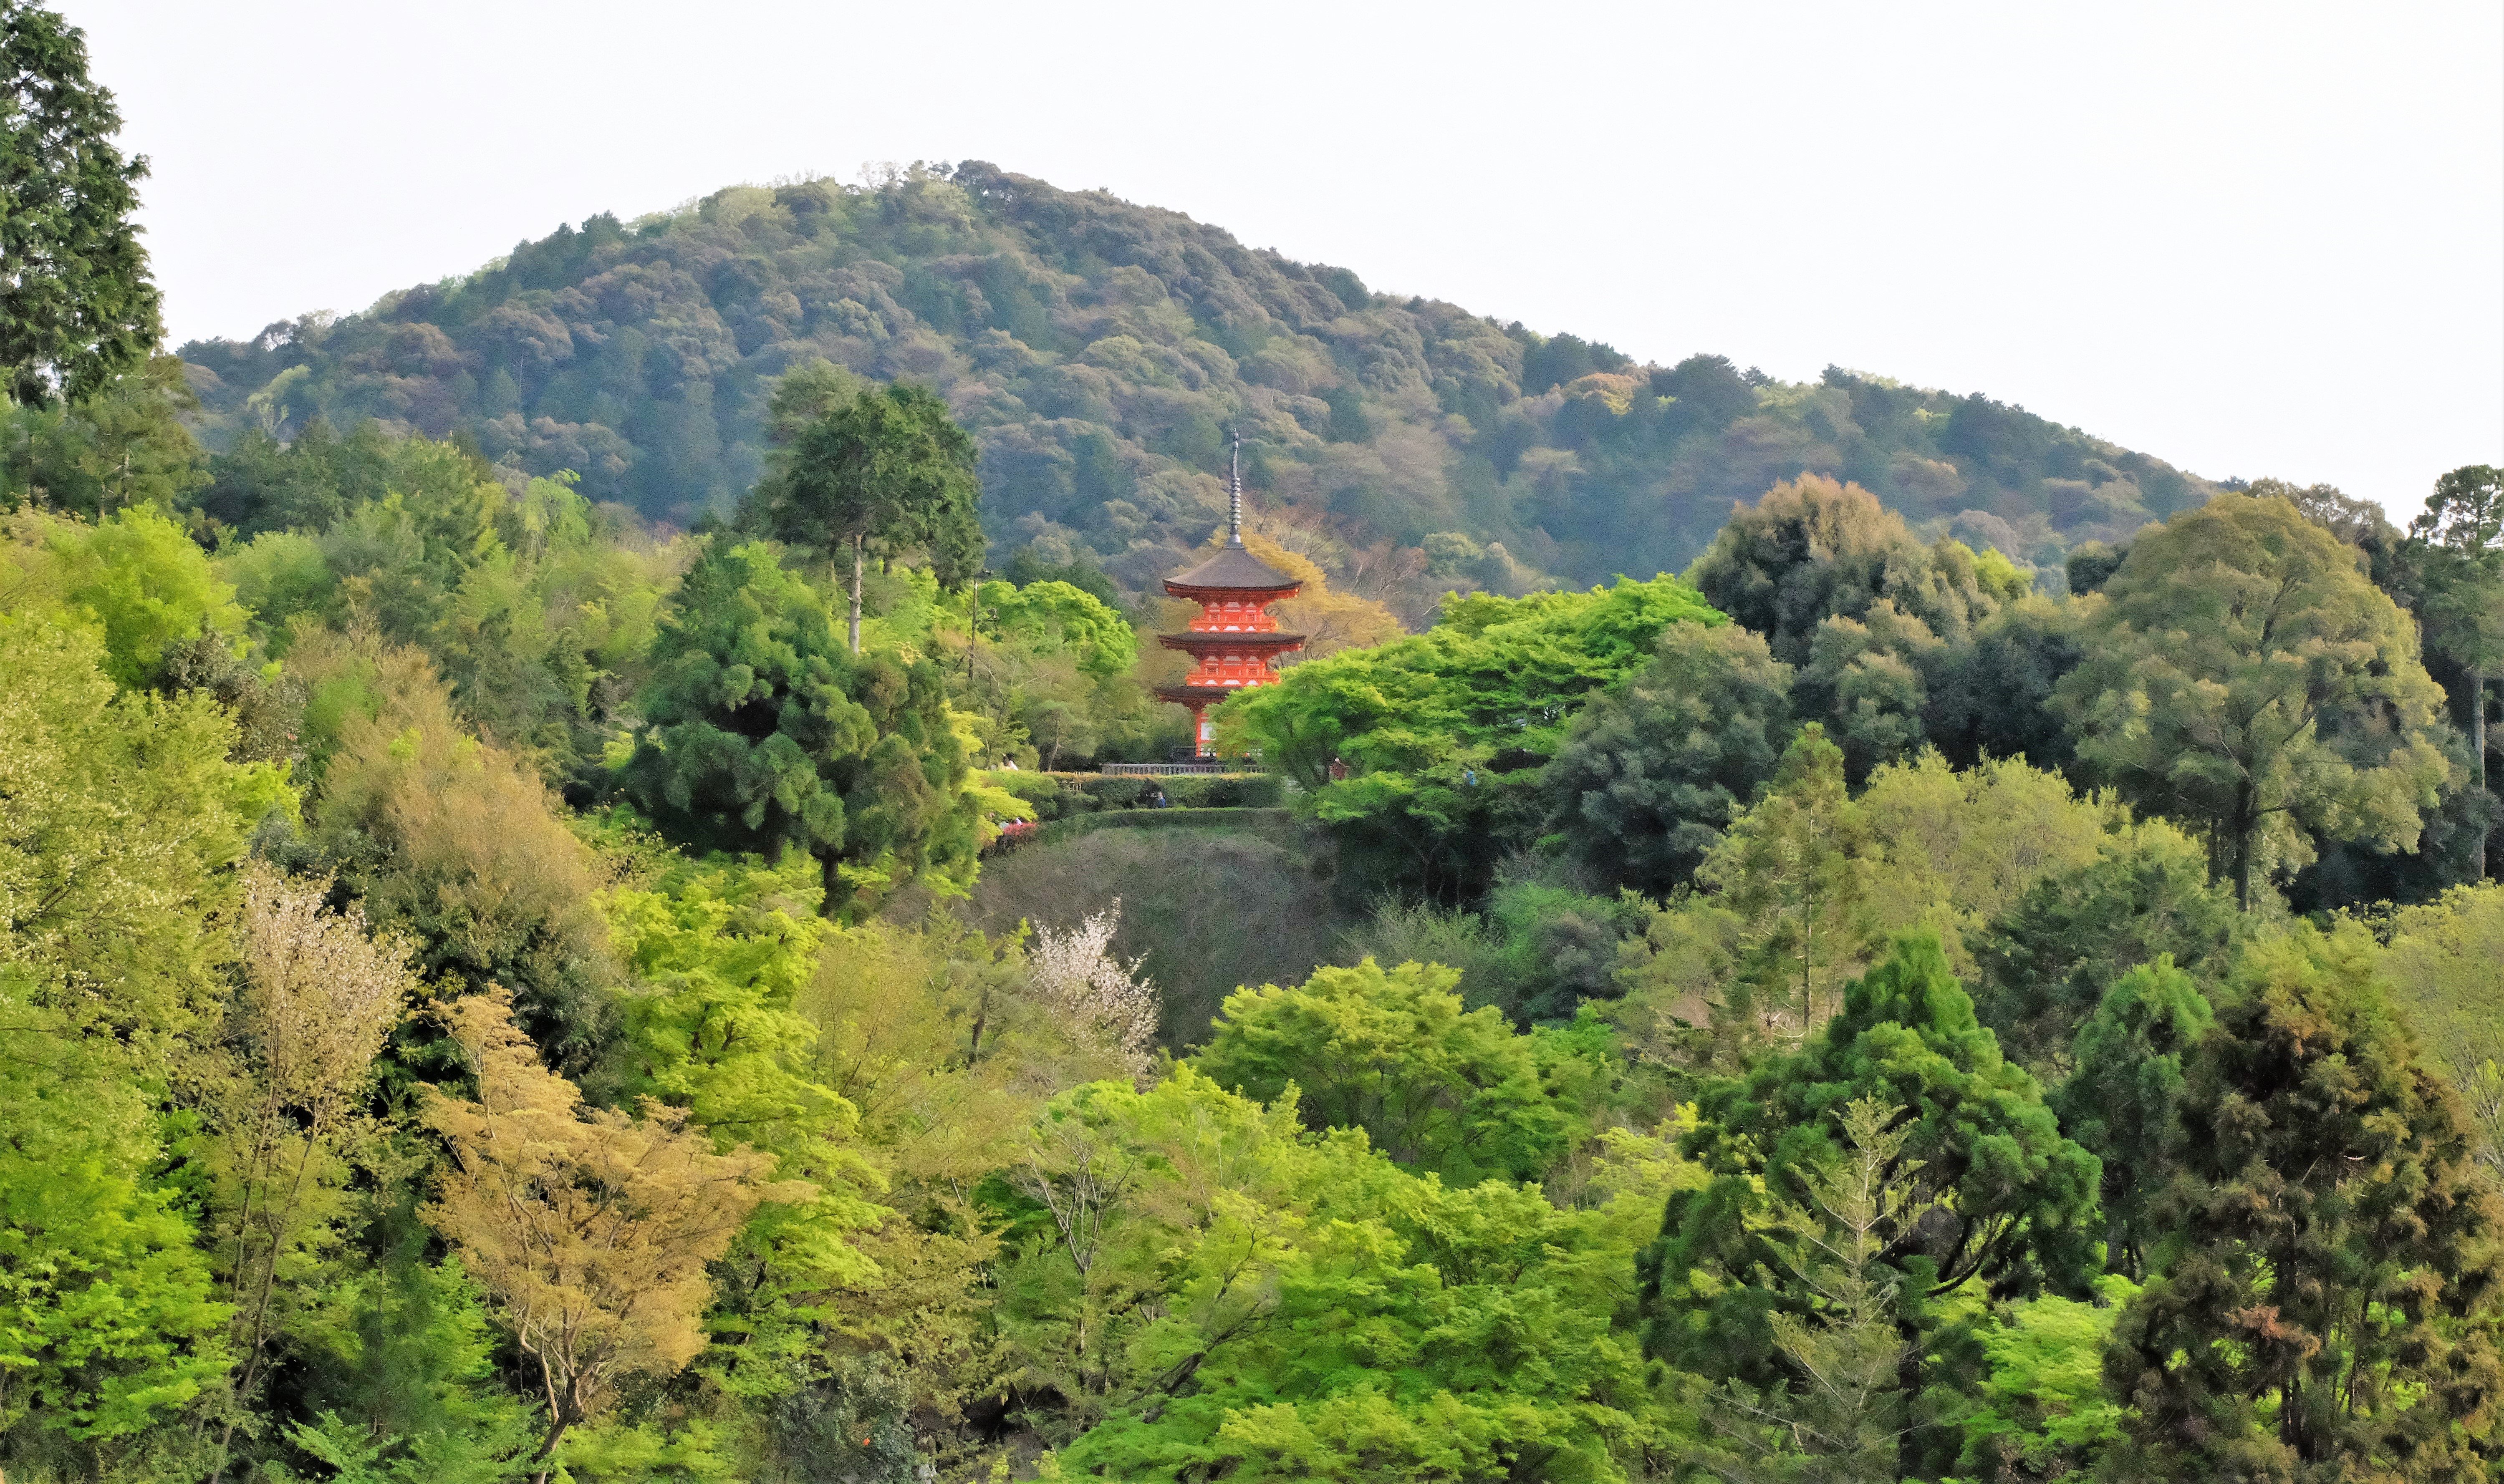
[2105,924,2504,1478]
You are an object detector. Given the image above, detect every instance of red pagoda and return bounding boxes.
[1154,436,1303,757]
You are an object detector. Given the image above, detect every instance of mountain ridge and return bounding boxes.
[177,161,2222,612]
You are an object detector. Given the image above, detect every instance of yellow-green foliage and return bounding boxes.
[1618,741,2129,1065]
[0,616,283,1449]
[1014,1066,1695,1482]
[0,968,232,1444]
[606,851,886,1289]
[1858,749,2124,973]
[3,505,248,687]
[300,630,621,1076]
[2377,882,2504,1081]
[1954,1276,2136,1480]
[0,613,287,1046]
[1195,958,1611,1184]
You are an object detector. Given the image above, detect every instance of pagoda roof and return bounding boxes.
[1164,542,1301,595]
[1156,630,1307,652]
[1154,681,1268,704]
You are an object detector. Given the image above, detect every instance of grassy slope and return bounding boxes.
[957,822,1362,1049]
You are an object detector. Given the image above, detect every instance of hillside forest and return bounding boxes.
[162,161,2228,622]
[7,7,2504,1484]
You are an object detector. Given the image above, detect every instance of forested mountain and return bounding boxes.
[18,7,2504,1477]
[177,162,2220,610]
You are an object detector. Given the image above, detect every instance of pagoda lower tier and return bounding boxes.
[1152,630,1305,755]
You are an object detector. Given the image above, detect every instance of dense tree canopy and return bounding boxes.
[749,377,983,652]
[1540,618,1795,896]
[1965,819,2238,1078]
[15,55,2504,1477]
[0,2,161,405]
[1227,573,1722,898]
[2057,492,2450,908]
[2412,464,2503,879]
[1194,957,1610,1185]
[1686,475,2043,782]
[1643,933,2101,1474]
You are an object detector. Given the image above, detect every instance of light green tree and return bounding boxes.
[2055,492,2449,908]
[0,967,231,1445]
[0,611,285,1050]
[3,503,248,687]
[1684,1098,1932,1484]
[0,612,279,1455]
[1697,725,1880,1047]
[605,850,887,1294]
[1193,957,1608,1185]
[1228,574,1724,900]
[1008,1067,1691,1481]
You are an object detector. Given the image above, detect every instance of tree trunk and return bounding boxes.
[848,532,864,655]
[529,1417,571,1484]
[1896,1317,1924,1483]
[529,1363,576,1484]
[2232,781,2257,912]
[2475,665,2489,882]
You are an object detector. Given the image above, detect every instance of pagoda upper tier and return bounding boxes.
[1152,545,1305,702]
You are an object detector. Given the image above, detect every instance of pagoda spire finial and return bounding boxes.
[1227,430,1243,547]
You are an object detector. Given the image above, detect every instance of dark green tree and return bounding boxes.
[1684,474,2003,667]
[1686,474,2033,782]
[1966,823,2237,1079]
[1643,932,2101,1477]
[0,351,203,516]
[748,378,983,653]
[2063,541,2127,595]
[181,423,348,539]
[1921,590,2086,773]
[2051,957,2210,1278]
[1539,618,1795,896]
[2412,464,2503,881]
[1681,1097,1940,1484]
[619,541,975,914]
[2104,924,2504,1480]
[0,2,161,405]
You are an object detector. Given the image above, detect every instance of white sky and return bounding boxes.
[63,0,2504,519]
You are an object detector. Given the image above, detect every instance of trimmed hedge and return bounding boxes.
[1022,806,1296,849]
[986,770,1284,821]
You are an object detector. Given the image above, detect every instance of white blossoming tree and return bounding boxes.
[1028,900,1160,1078]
